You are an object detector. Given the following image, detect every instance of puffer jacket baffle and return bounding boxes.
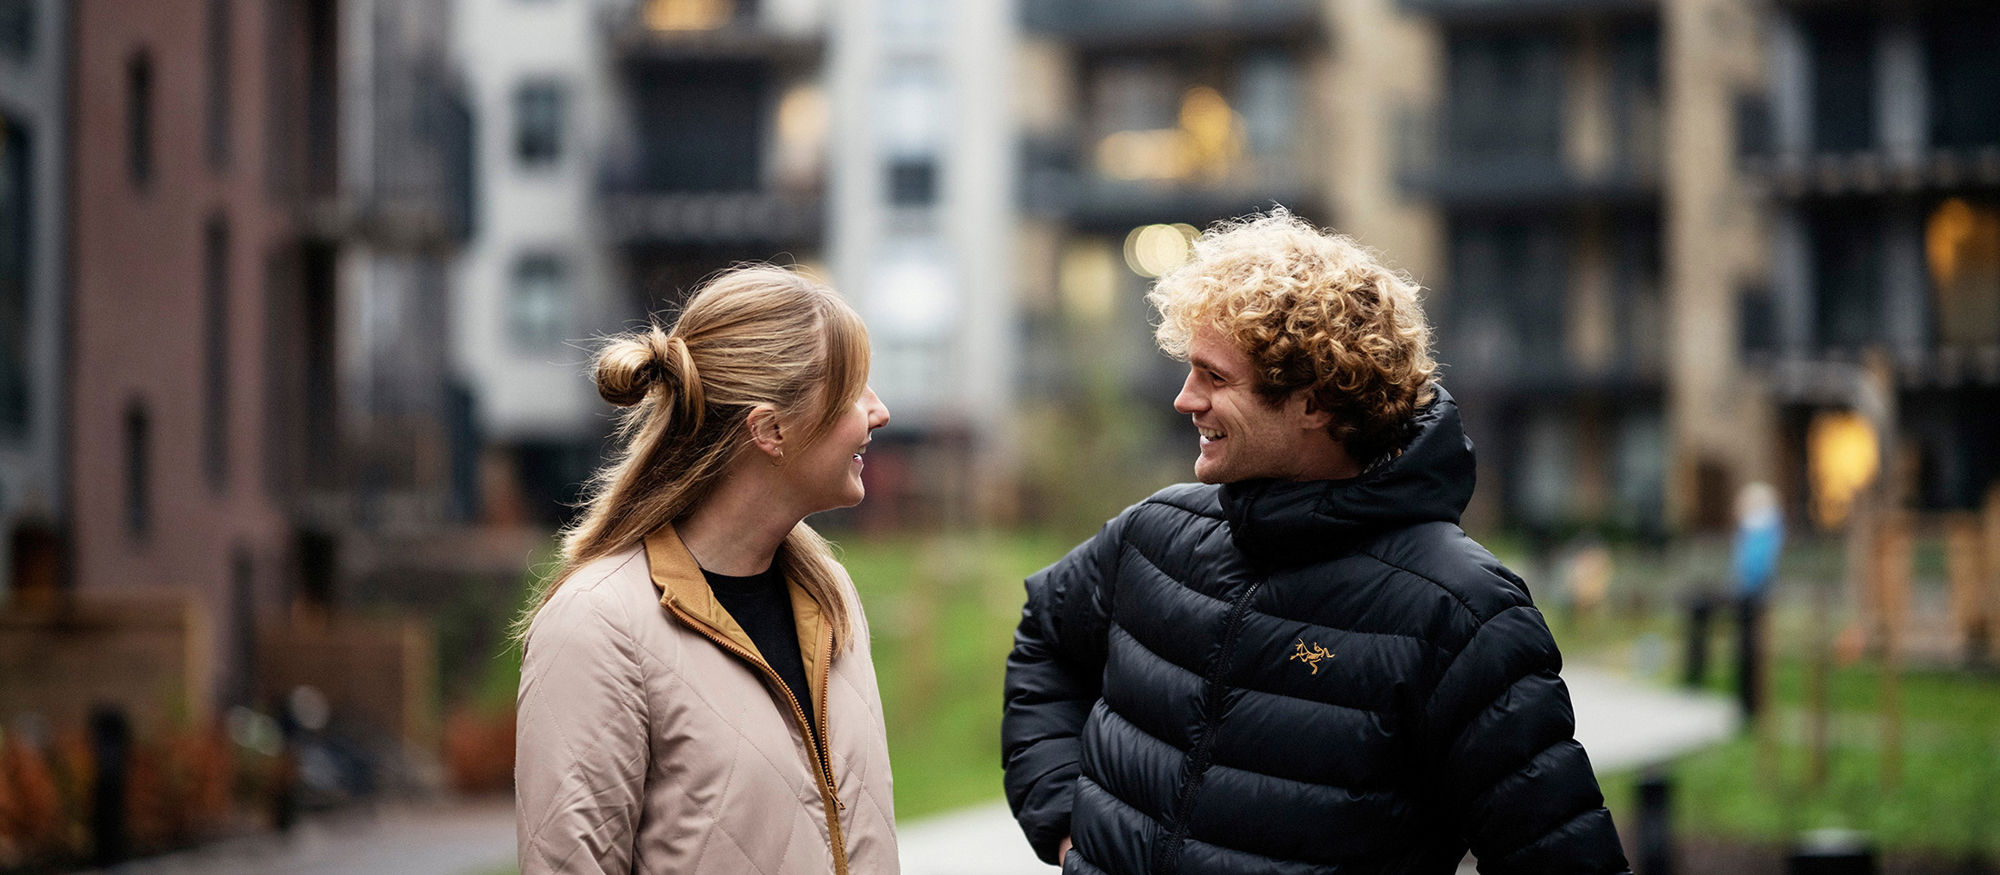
[1002,389,1630,875]
[517,526,899,874]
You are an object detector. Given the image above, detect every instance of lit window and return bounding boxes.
[514,81,567,167]
[510,255,569,349]
[1926,198,2000,347]
[644,0,732,31]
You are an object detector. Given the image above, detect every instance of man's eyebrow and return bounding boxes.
[1190,354,1231,379]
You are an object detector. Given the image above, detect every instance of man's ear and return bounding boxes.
[745,405,787,461]
[1291,391,1333,431]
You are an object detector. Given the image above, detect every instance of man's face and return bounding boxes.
[1172,327,1332,484]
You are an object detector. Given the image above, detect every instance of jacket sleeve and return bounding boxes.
[515,584,650,875]
[1001,512,1125,865]
[1424,603,1632,875]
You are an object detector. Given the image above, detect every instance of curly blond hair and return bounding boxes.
[1148,209,1438,462]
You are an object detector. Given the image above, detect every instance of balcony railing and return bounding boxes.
[1398,0,1657,24]
[1397,106,1662,210]
[1021,0,1321,47]
[1741,147,2000,200]
[600,190,823,246]
[1020,134,1323,228]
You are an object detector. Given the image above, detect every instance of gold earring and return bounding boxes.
[770,449,785,467]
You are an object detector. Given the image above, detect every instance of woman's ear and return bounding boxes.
[745,405,787,463]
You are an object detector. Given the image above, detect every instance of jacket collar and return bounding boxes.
[1218,386,1475,567]
[643,525,832,714]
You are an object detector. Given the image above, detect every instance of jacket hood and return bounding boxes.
[1218,385,1475,566]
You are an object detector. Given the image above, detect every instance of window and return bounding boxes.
[1237,51,1297,158]
[129,51,155,188]
[1805,14,1873,152]
[1448,219,1567,377]
[204,217,231,489]
[509,255,568,349]
[1738,286,1778,357]
[1927,7,2000,149]
[206,0,233,171]
[886,159,937,206]
[0,114,28,435]
[0,0,33,59]
[1609,25,1661,175]
[631,64,765,191]
[126,401,151,539]
[1810,208,1883,350]
[881,67,943,205]
[1926,198,2000,347]
[514,80,567,168]
[1446,32,1562,168]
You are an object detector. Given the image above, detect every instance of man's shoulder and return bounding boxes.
[1355,522,1535,626]
[1137,482,1223,517]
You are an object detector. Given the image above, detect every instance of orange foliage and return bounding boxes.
[442,707,516,796]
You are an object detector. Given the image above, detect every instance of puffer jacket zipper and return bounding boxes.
[663,600,850,875]
[1151,577,1265,875]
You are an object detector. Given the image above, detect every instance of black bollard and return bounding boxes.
[1788,829,1876,875]
[1685,594,1716,688]
[1634,770,1672,875]
[88,705,132,867]
[1735,594,1765,721]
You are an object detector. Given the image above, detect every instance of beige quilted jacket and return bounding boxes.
[515,526,900,874]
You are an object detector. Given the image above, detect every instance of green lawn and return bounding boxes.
[834,530,1075,820]
[1596,656,2000,859]
[484,529,2000,859]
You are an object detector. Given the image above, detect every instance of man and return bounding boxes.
[1002,211,1629,874]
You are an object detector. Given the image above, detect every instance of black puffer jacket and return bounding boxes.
[1002,391,1629,874]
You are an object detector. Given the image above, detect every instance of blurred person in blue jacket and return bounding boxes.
[1732,481,1783,720]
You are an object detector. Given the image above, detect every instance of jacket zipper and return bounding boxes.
[664,600,849,875]
[1152,578,1264,875]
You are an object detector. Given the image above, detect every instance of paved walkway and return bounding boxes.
[895,664,1740,875]
[89,665,1734,875]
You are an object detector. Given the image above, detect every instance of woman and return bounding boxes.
[514,265,898,874]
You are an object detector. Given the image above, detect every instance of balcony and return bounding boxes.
[599,190,822,246]
[1402,157,1659,211]
[1398,102,1662,211]
[1745,147,2000,201]
[1020,134,1323,230]
[1398,0,1656,25]
[1021,0,1321,49]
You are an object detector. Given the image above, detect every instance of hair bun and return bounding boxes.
[594,328,675,407]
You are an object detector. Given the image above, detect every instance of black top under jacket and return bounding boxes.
[1001,388,1631,875]
[703,564,819,749]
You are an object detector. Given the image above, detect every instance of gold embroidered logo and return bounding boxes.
[1288,638,1334,675]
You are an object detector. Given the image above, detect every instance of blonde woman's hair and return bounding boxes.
[1148,208,1438,463]
[516,264,871,650]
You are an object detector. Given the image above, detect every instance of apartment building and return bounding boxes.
[1395,0,1672,535]
[69,0,329,711]
[1743,0,2000,520]
[1013,0,1342,523]
[452,0,620,525]
[826,0,1016,526]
